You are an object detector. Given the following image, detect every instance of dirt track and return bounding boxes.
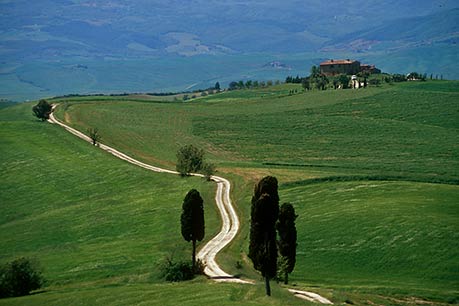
[48,107,250,283]
[48,105,333,303]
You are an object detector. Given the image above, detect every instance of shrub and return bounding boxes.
[32,99,52,121]
[176,144,204,176]
[87,127,101,146]
[392,74,407,82]
[159,258,206,282]
[0,258,45,298]
[194,259,206,275]
[161,260,194,282]
[202,163,216,181]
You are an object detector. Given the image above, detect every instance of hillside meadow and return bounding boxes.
[1,81,458,305]
[0,103,314,305]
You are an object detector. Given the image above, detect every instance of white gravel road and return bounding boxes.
[48,107,249,283]
[48,105,332,303]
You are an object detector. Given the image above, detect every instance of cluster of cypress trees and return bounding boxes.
[180,177,296,295]
[249,176,297,296]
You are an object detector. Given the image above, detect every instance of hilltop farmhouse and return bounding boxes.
[320,59,381,76]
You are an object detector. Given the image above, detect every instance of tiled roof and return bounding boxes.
[320,59,357,66]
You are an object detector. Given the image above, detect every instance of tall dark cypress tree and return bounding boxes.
[181,189,205,270]
[249,176,279,296]
[276,203,297,284]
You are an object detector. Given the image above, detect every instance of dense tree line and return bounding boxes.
[285,75,304,84]
[228,79,279,90]
[288,65,436,92]
[54,82,222,100]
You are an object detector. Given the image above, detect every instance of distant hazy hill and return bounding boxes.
[2,0,458,56]
[1,0,458,101]
[325,8,459,52]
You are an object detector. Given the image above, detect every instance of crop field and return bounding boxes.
[1,81,458,305]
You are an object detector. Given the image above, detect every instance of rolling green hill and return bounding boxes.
[1,81,458,305]
[55,81,459,182]
[1,103,313,305]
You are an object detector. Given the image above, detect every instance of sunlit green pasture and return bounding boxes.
[56,81,459,182]
[2,81,458,304]
[283,181,459,301]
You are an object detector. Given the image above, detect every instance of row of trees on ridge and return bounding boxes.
[228,79,281,90]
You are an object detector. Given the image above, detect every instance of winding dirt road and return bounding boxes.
[48,105,333,303]
[48,107,249,284]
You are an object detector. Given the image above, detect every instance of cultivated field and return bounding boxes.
[1,81,458,305]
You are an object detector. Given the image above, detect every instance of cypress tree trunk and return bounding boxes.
[284,271,288,285]
[192,239,196,270]
[265,276,271,296]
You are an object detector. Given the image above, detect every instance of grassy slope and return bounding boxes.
[0,102,217,285]
[3,81,458,304]
[283,181,458,298]
[0,279,310,306]
[0,103,313,305]
[193,83,459,181]
[55,82,459,182]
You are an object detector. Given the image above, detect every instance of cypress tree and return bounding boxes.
[276,203,297,284]
[181,189,205,270]
[249,176,279,296]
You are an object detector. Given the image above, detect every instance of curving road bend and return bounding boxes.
[49,105,333,302]
[48,106,250,284]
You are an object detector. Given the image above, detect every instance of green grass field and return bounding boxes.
[283,181,458,297]
[0,100,317,306]
[1,81,458,305]
[54,82,459,181]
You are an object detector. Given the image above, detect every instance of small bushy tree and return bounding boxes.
[338,74,350,89]
[176,145,204,176]
[0,258,45,298]
[181,189,205,269]
[87,127,101,146]
[315,75,329,90]
[202,162,216,181]
[229,81,238,90]
[32,99,52,121]
[310,65,320,78]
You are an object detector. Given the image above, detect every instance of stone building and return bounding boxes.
[320,59,381,76]
[320,59,361,76]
